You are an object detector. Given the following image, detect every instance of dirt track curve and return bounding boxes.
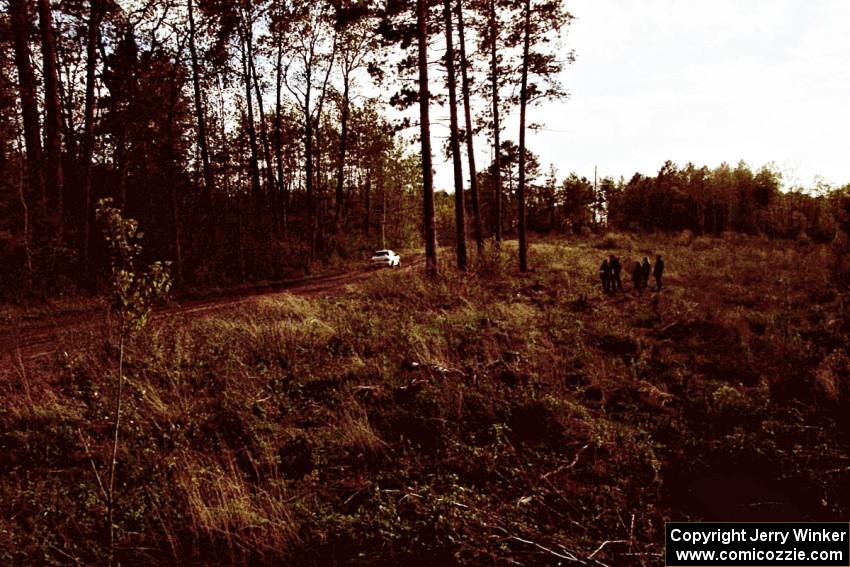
[2,255,424,365]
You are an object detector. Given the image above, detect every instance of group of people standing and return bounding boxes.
[600,254,664,294]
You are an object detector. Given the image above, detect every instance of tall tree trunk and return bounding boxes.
[507,159,513,206]
[443,0,466,270]
[549,184,556,230]
[313,122,323,254]
[166,58,184,283]
[592,164,598,229]
[456,0,482,253]
[187,0,214,214]
[16,136,33,294]
[250,52,278,228]
[303,70,314,222]
[345,162,356,229]
[57,49,77,158]
[10,0,44,213]
[417,0,438,275]
[240,20,262,207]
[380,163,386,249]
[101,27,129,210]
[517,0,531,272]
[334,71,350,230]
[488,0,502,242]
[37,0,64,236]
[311,36,337,256]
[274,29,286,234]
[363,174,371,236]
[81,0,102,277]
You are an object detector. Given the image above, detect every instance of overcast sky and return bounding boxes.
[430,0,850,191]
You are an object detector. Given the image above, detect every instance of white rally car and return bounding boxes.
[370,249,401,269]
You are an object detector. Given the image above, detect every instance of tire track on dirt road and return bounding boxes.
[1,255,424,365]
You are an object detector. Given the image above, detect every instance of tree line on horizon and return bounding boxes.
[2,0,849,301]
[520,159,850,244]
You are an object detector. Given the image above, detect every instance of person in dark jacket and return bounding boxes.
[654,254,665,290]
[609,255,622,291]
[632,261,643,294]
[641,257,651,289]
[600,259,612,293]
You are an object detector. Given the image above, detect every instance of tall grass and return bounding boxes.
[3,233,849,565]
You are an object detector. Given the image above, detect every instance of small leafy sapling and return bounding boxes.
[95,198,172,564]
[97,198,172,334]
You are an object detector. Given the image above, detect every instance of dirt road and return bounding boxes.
[1,255,424,364]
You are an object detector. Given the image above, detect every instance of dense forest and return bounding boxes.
[2,0,850,301]
[0,0,569,297]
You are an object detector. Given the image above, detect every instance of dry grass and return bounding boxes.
[333,401,389,456]
[2,232,849,565]
[176,452,300,558]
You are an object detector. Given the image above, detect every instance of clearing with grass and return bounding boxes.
[3,233,849,565]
